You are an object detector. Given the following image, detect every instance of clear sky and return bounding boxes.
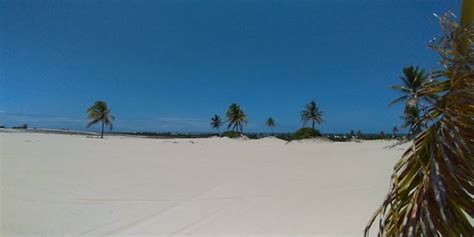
[0,0,461,133]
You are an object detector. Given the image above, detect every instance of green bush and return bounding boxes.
[12,124,28,129]
[293,127,321,140]
[222,130,241,138]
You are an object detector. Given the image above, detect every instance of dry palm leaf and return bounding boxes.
[365,1,473,236]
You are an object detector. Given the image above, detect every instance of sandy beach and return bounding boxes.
[0,131,406,236]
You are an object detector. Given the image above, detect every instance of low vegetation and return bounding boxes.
[222,130,241,138]
[12,124,28,129]
[292,127,321,140]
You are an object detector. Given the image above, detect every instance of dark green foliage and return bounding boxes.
[401,105,425,138]
[389,66,435,139]
[12,124,28,129]
[226,104,247,133]
[119,132,215,139]
[265,117,275,134]
[389,66,431,108]
[210,114,223,134]
[292,127,321,140]
[301,101,324,129]
[222,130,241,138]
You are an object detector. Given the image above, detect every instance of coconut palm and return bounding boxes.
[210,115,223,135]
[365,4,474,236]
[389,66,437,138]
[86,101,114,139]
[226,104,247,134]
[300,101,323,129]
[400,106,425,138]
[389,66,431,108]
[265,117,275,135]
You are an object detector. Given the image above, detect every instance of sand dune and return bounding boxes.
[1,132,407,236]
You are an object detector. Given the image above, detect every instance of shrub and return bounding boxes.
[222,130,241,138]
[12,124,28,129]
[293,127,321,140]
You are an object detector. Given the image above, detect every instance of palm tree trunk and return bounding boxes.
[312,121,315,129]
[101,120,104,139]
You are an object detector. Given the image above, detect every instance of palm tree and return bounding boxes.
[392,126,399,138]
[389,66,433,108]
[389,66,435,138]
[366,3,473,236]
[400,106,425,138]
[300,101,323,129]
[265,117,275,135]
[226,104,247,134]
[210,115,223,135]
[86,101,114,139]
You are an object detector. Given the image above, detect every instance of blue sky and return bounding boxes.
[0,0,461,133]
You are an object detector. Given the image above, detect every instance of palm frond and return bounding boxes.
[226,104,247,133]
[366,6,474,236]
[86,117,102,128]
[301,100,324,127]
[390,85,411,93]
[86,101,114,132]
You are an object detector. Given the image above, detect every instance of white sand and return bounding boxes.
[1,132,407,236]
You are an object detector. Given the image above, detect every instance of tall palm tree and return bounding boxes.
[265,117,275,135]
[400,105,425,138]
[366,3,473,236]
[389,66,431,108]
[210,114,223,135]
[86,101,114,139]
[226,104,247,134]
[389,66,436,138]
[301,101,323,129]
